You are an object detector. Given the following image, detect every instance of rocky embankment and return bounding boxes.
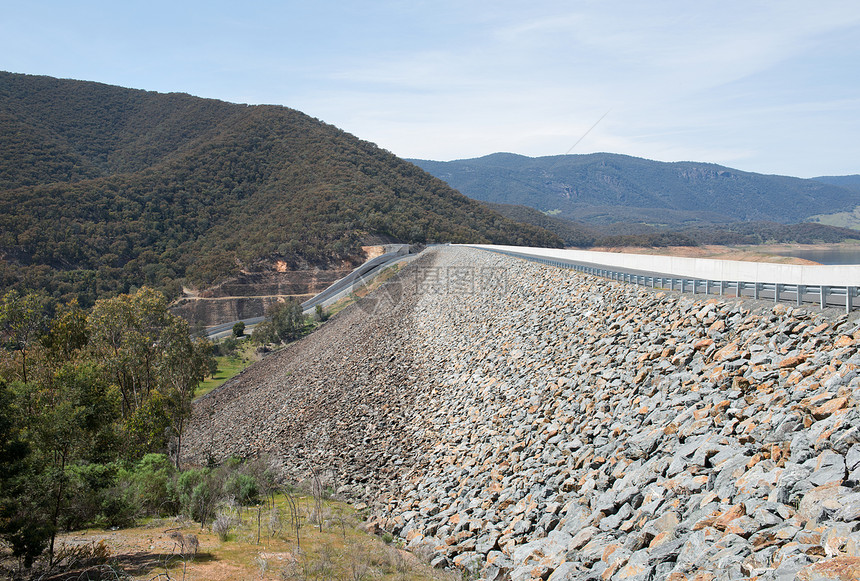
[185,246,860,581]
[183,251,435,495]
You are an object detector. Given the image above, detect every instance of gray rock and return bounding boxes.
[790,431,815,463]
[648,536,686,565]
[560,504,591,536]
[546,562,579,581]
[847,443,860,472]
[807,450,847,487]
[830,423,860,454]
[767,413,803,443]
[483,564,512,581]
[837,495,860,522]
[713,454,752,499]
[512,531,571,568]
[430,554,449,569]
[773,554,812,581]
[476,531,501,555]
[676,530,713,567]
[592,489,617,514]
[752,506,783,527]
[598,502,632,531]
[568,526,599,551]
[769,462,813,505]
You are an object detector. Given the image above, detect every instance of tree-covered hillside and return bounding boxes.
[410,153,860,226]
[814,175,860,192]
[480,202,598,247]
[0,72,560,305]
[483,201,860,248]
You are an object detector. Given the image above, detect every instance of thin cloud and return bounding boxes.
[1,0,858,176]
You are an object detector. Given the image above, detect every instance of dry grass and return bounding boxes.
[20,494,453,581]
[326,263,404,318]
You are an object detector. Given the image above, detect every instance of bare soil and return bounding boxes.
[587,243,829,264]
[8,497,447,581]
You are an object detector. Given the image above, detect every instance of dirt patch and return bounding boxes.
[588,244,822,264]
[362,245,386,260]
[29,494,448,581]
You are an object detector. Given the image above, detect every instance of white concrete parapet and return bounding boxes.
[462,244,860,287]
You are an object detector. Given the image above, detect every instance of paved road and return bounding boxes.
[204,245,415,339]
[299,245,412,313]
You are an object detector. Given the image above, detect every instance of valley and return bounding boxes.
[3,69,860,581]
[185,246,860,581]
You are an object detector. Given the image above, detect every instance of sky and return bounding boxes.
[2,0,859,178]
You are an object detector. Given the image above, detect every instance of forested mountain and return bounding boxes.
[480,202,598,247]
[814,175,860,192]
[410,153,860,227]
[0,72,560,305]
[484,201,860,248]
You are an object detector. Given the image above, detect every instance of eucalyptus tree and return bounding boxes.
[86,287,212,459]
[0,290,48,384]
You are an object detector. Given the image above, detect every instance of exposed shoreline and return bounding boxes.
[586,242,860,265]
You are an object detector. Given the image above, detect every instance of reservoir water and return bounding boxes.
[771,248,860,265]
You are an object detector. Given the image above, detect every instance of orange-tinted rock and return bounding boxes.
[779,354,809,368]
[616,561,648,580]
[714,342,741,362]
[713,504,745,530]
[796,556,860,581]
[811,397,849,420]
[694,339,714,351]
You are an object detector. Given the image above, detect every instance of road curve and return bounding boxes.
[203,245,415,339]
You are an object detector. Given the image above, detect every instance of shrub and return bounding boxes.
[123,453,176,516]
[212,336,239,357]
[189,481,216,525]
[223,472,258,505]
[253,300,307,345]
[63,462,122,530]
[212,506,240,541]
[314,304,328,322]
[176,467,210,521]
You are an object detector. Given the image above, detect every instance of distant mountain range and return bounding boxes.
[0,72,559,304]
[409,153,860,227]
[484,200,860,248]
[814,175,860,192]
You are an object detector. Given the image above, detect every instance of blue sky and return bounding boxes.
[2,0,859,178]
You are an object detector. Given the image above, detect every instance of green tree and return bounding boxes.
[158,330,212,467]
[232,321,245,337]
[28,363,120,565]
[0,288,212,569]
[87,287,213,459]
[253,300,307,345]
[0,379,51,568]
[0,290,48,384]
[41,298,89,363]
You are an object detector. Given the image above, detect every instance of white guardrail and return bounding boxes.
[462,244,860,313]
